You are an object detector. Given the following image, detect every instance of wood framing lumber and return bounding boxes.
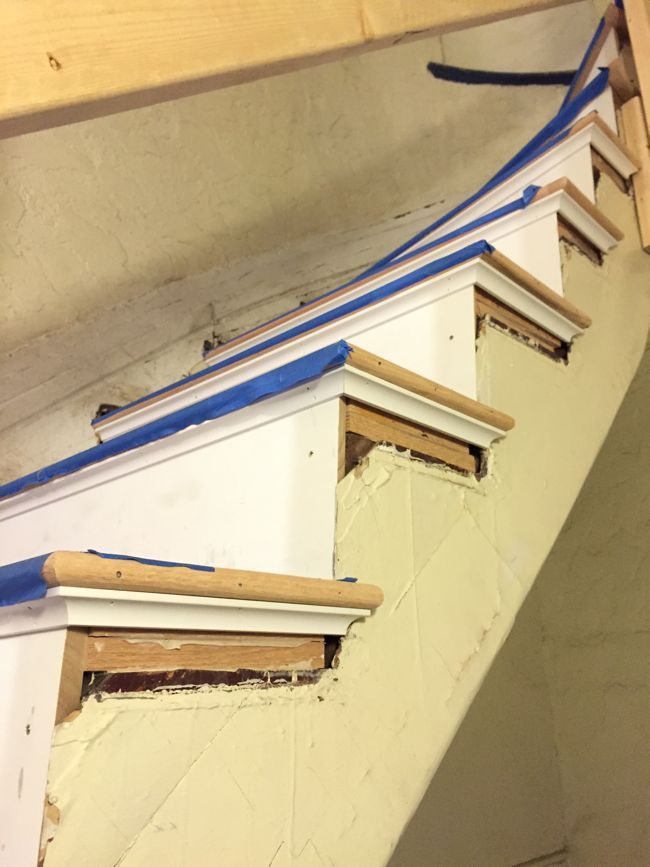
[474,289,564,354]
[624,0,650,134]
[621,96,650,251]
[55,628,86,724]
[591,148,630,193]
[346,345,515,431]
[344,400,478,474]
[41,551,384,610]
[85,630,325,672]
[608,53,638,104]
[0,0,582,139]
[557,218,603,264]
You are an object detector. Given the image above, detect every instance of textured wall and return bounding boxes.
[389,585,567,867]
[537,339,650,866]
[40,178,650,866]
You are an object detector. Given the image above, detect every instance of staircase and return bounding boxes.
[1,6,649,866]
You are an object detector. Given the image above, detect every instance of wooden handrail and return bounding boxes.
[42,551,383,610]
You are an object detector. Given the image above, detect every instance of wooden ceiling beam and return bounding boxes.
[1,0,579,139]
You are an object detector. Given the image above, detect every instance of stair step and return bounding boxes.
[0,342,513,577]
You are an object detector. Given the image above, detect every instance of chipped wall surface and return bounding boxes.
[0,3,600,483]
[41,179,650,866]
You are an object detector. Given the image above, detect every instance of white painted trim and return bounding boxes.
[590,123,638,179]
[475,262,584,343]
[341,367,503,449]
[95,260,479,441]
[0,586,368,639]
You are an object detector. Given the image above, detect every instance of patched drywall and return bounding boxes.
[0,3,600,480]
[39,178,650,866]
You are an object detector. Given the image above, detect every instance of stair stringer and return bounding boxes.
[38,175,650,867]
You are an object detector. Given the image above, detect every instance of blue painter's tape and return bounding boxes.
[337,577,358,583]
[0,341,354,502]
[95,239,494,428]
[427,62,576,88]
[87,549,214,572]
[363,186,539,278]
[0,554,50,607]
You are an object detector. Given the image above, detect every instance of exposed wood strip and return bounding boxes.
[345,400,478,474]
[604,3,628,40]
[624,0,650,134]
[591,147,629,193]
[346,344,515,431]
[42,551,383,610]
[55,628,86,724]
[85,631,325,672]
[620,96,650,251]
[475,289,564,355]
[557,217,602,264]
[0,0,580,139]
[533,176,624,241]
[482,250,592,328]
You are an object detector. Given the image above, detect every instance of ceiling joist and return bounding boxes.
[2,0,579,139]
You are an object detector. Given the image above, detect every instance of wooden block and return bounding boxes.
[85,630,325,672]
[55,628,86,724]
[557,218,603,265]
[345,399,478,474]
[621,96,650,252]
[346,345,515,432]
[608,53,638,104]
[591,147,630,194]
[474,289,565,356]
[43,551,384,610]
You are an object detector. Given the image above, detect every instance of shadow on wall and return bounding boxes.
[389,336,650,867]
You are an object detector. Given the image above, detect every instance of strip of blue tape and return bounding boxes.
[95,236,497,428]
[86,550,214,572]
[0,341,354,502]
[427,62,577,88]
[0,554,50,607]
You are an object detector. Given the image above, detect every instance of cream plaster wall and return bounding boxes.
[537,338,650,866]
[388,338,650,867]
[389,584,567,867]
[0,3,600,485]
[39,178,650,866]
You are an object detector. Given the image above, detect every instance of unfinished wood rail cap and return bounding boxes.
[482,250,593,329]
[41,551,383,611]
[346,345,515,432]
[533,176,625,241]
[568,109,640,171]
